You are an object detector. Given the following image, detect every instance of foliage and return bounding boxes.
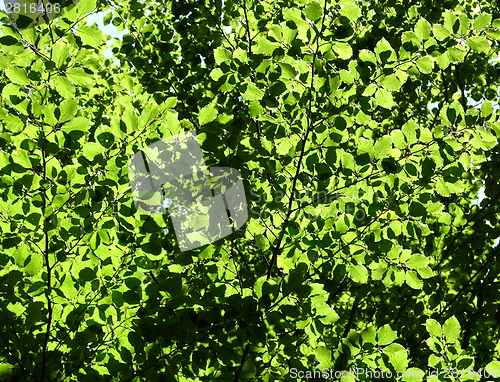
[1,0,500,380]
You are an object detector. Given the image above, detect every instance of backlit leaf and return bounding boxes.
[443,316,460,343]
[375,88,394,109]
[304,1,323,21]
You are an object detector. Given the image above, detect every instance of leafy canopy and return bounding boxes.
[1,0,500,380]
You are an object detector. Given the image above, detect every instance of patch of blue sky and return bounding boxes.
[86,8,127,65]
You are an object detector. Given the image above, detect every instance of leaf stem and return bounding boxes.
[40,104,53,382]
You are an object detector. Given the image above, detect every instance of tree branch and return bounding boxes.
[266,0,329,279]
[455,63,467,112]
[40,105,53,382]
[342,296,360,338]
[234,343,251,382]
[242,0,252,57]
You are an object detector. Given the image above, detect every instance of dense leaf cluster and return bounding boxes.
[1,0,500,380]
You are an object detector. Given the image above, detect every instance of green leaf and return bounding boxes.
[467,36,490,52]
[357,137,375,160]
[283,8,304,24]
[473,13,492,30]
[435,52,449,69]
[77,25,107,46]
[414,18,432,41]
[1,1,498,376]
[362,84,377,97]
[391,130,407,149]
[233,48,247,63]
[53,40,70,68]
[53,194,70,209]
[389,350,408,372]
[333,42,353,60]
[487,29,500,40]
[25,253,43,276]
[405,271,423,289]
[402,120,418,144]
[103,11,112,25]
[58,99,78,123]
[53,76,75,98]
[67,67,94,86]
[242,83,264,101]
[485,361,500,378]
[62,116,92,132]
[443,13,457,31]
[401,31,420,49]
[377,324,397,346]
[443,316,460,343]
[380,74,403,91]
[446,179,464,194]
[0,35,23,55]
[304,1,323,21]
[375,88,394,109]
[458,13,470,34]
[5,66,29,85]
[198,103,218,126]
[79,267,97,282]
[318,306,339,325]
[283,265,307,295]
[4,114,24,133]
[198,132,221,152]
[279,62,297,79]
[282,25,298,44]
[433,24,451,41]
[255,234,269,251]
[416,56,434,73]
[249,101,263,118]
[349,264,368,283]
[426,319,442,337]
[277,138,292,155]
[77,0,97,17]
[340,4,361,21]
[405,254,429,269]
[161,97,177,111]
[447,47,464,63]
[13,245,29,267]
[458,152,471,170]
[358,49,377,64]
[83,142,103,161]
[139,102,159,128]
[482,100,494,118]
[339,70,354,84]
[374,135,392,159]
[316,346,332,365]
[342,151,355,170]
[436,178,451,197]
[375,38,397,63]
[123,108,138,132]
[214,47,232,64]
[257,37,278,55]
